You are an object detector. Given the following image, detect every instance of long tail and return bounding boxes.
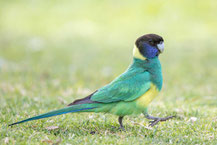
[9,104,96,126]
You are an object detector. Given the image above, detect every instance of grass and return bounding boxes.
[0,0,217,144]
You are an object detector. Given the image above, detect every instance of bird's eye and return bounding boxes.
[148,40,154,45]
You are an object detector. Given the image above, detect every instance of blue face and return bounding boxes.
[140,42,159,59]
[135,34,164,59]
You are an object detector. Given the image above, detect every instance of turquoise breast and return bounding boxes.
[132,57,163,90]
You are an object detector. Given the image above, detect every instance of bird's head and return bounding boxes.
[133,34,164,60]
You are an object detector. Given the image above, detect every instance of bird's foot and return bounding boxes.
[119,126,126,131]
[146,115,175,127]
[118,116,125,131]
[111,126,125,131]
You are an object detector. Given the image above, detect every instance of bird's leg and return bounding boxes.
[118,116,125,131]
[145,114,175,127]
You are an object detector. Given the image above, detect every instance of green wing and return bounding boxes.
[91,69,151,103]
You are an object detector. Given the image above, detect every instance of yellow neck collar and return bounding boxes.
[133,45,146,60]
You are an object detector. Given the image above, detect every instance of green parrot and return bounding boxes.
[9,34,174,130]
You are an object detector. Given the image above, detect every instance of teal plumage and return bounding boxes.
[9,34,174,129]
[92,58,153,103]
[91,57,163,116]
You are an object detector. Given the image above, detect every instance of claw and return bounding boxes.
[149,119,160,127]
[119,127,126,131]
[147,115,176,127]
[149,120,155,124]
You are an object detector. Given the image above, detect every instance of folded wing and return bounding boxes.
[91,70,151,103]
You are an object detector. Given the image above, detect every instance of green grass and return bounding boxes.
[0,0,217,144]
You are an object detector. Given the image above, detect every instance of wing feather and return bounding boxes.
[91,70,150,103]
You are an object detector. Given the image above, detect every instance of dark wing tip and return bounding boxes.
[67,90,98,106]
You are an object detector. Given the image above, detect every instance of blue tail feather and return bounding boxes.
[9,106,96,126]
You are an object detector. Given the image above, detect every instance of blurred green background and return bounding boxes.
[0,0,216,144]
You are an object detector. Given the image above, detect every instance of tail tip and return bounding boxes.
[8,123,14,127]
[8,122,18,127]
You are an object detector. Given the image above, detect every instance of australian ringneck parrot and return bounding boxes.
[9,34,174,130]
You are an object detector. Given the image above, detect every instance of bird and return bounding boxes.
[9,34,175,130]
